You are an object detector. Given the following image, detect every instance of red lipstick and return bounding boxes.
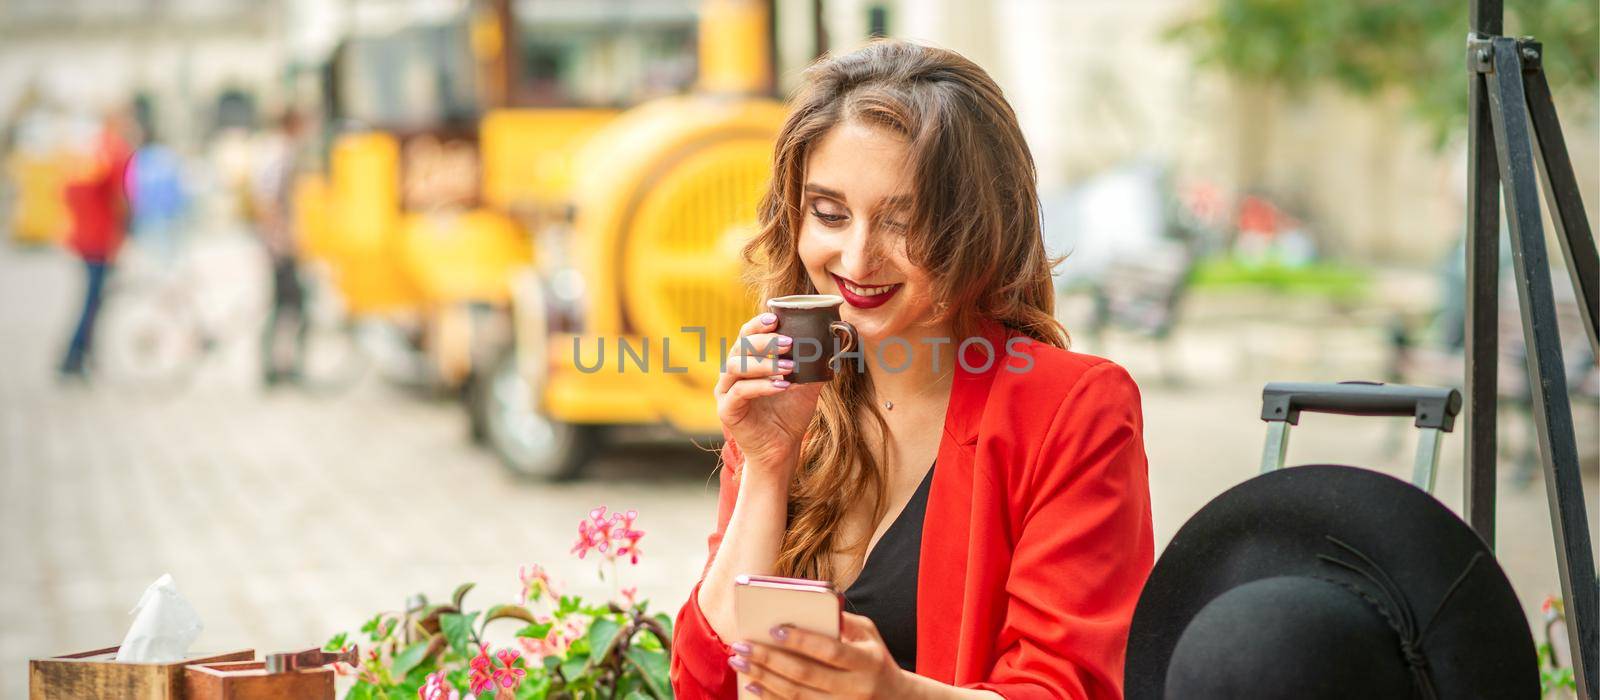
[831,273,903,310]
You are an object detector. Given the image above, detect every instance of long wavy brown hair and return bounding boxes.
[741,39,1067,580]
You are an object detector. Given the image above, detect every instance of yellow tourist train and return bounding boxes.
[302,0,793,478]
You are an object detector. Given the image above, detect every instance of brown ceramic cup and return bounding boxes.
[767,295,858,384]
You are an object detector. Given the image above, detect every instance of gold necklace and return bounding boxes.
[877,370,953,411]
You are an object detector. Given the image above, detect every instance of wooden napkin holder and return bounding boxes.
[183,659,335,700]
[28,646,255,699]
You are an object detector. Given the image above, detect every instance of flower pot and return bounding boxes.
[183,659,335,700]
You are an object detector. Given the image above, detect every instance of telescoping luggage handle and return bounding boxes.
[1259,381,1463,493]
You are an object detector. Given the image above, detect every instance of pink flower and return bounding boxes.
[616,533,644,564]
[572,506,620,559]
[613,510,646,564]
[493,647,527,690]
[520,564,557,603]
[517,635,556,661]
[564,616,590,640]
[572,506,647,564]
[516,615,589,662]
[469,645,495,695]
[419,670,460,700]
[356,648,383,684]
[619,585,639,607]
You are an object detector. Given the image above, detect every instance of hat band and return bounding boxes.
[1317,535,1486,700]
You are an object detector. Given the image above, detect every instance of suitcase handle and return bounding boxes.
[1261,381,1461,429]
[1259,381,1462,494]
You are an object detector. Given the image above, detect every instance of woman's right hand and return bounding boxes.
[714,312,826,482]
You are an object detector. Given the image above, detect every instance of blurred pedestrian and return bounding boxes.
[57,108,136,381]
[126,123,190,265]
[251,108,306,387]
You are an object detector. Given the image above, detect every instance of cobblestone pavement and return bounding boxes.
[3,234,1594,698]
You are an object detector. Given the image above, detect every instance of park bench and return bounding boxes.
[1388,276,1597,483]
[1083,239,1198,384]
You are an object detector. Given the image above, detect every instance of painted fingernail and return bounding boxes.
[729,654,751,672]
[777,359,795,370]
[776,335,793,346]
[759,313,776,325]
[745,683,764,696]
[731,642,752,655]
[770,625,788,641]
[772,379,791,389]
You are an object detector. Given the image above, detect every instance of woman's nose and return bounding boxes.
[837,219,886,279]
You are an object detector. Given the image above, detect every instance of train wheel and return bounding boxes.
[479,347,597,481]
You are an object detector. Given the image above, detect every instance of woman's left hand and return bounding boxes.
[730,612,909,699]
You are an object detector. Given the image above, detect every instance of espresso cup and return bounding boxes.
[767,295,859,384]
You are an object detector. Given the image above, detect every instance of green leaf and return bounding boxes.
[567,635,590,656]
[391,639,431,679]
[417,604,459,636]
[485,604,539,626]
[440,611,480,659]
[451,582,475,610]
[360,613,385,639]
[557,595,580,615]
[587,617,623,662]
[324,631,348,652]
[625,647,671,699]
[559,652,589,682]
[347,682,375,700]
[394,666,432,698]
[517,674,553,700]
[516,621,555,639]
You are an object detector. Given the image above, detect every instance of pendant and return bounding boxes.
[884,400,894,410]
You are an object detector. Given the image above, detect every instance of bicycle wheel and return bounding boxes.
[96,281,204,394]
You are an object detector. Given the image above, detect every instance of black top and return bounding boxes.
[843,461,935,672]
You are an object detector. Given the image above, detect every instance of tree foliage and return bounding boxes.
[1167,0,1599,145]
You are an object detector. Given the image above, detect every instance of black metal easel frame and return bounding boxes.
[1464,1,1599,697]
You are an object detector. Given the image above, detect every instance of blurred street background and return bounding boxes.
[1,0,1596,698]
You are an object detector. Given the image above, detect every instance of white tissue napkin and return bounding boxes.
[115,573,203,662]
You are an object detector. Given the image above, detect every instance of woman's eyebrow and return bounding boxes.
[804,183,913,213]
[803,183,847,202]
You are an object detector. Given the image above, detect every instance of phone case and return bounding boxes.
[733,575,842,699]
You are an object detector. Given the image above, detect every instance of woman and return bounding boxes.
[59,110,135,381]
[672,40,1153,699]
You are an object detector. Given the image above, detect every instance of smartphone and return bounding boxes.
[733,574,842,698]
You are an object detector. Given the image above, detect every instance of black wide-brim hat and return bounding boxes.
[1126,465,1538,699]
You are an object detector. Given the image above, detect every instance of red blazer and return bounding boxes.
[671,317,1154,699]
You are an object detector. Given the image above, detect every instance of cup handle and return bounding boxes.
[828,320,858,372]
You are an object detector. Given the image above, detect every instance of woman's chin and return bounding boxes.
[851,321,914,350]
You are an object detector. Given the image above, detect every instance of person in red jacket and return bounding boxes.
[58,110,135,380]
[671,40,1154,699]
